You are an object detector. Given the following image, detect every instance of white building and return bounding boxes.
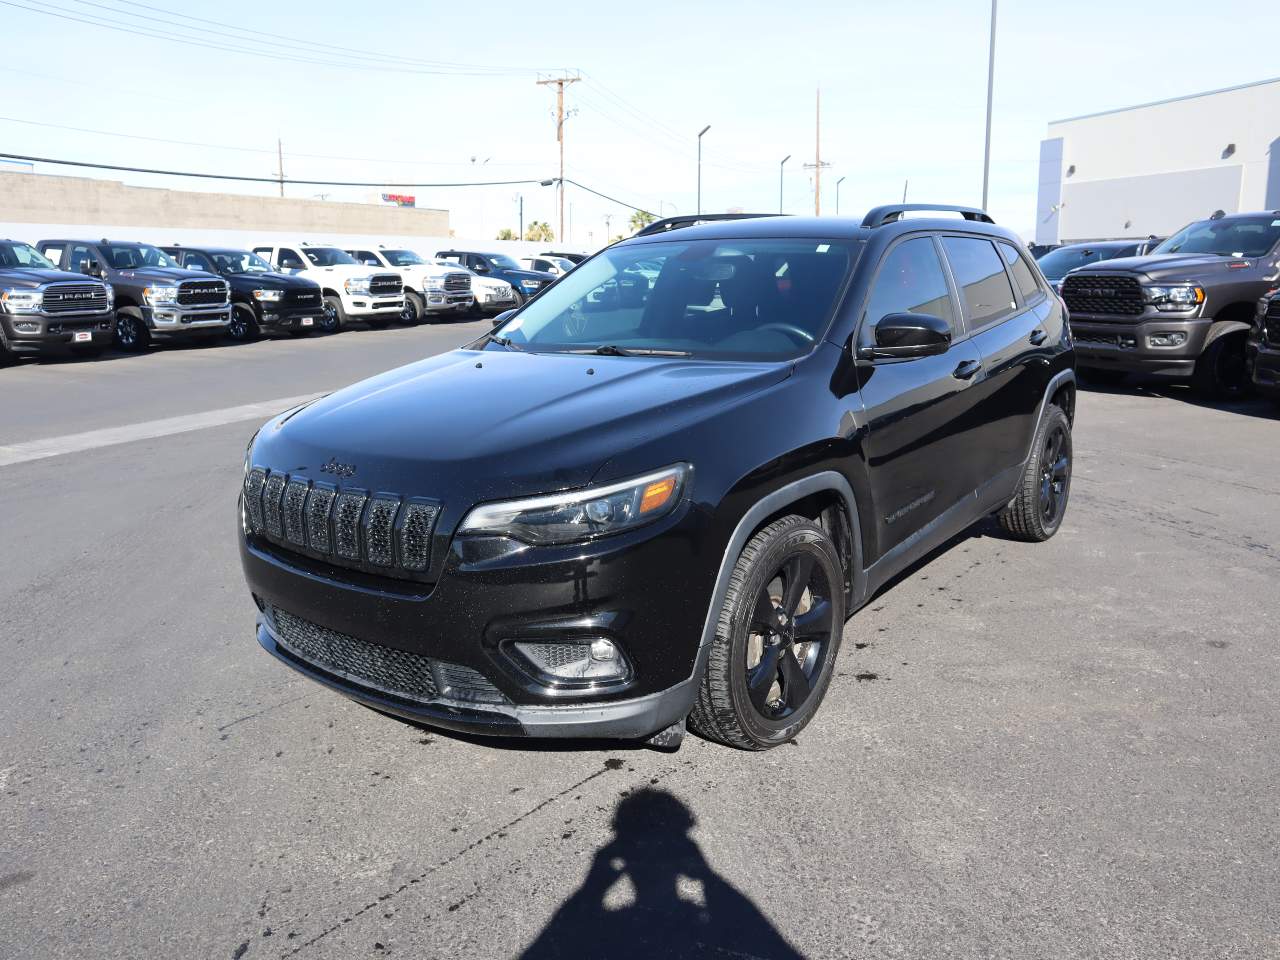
[1036,77,1280,245]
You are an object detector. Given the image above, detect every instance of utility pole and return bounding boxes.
[779,154,791,214]
[518,194,524,241]
[603,213,613,242]
[537,73,580,243]
[804,89,831,215]
[696,124,711,215]
[835,176,846,215]
[276,138,284,198]
[981,0,997,210]
[903,179,909,203]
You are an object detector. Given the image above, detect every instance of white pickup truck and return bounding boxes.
[251,242,402,332]
[346,246,473,323]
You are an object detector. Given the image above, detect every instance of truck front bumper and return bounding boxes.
[257,304,325,331]
[1070,314,1211,377]
[344,294,404,317]
[1248,336,1280,400]
[1,312,114,354]
[144,304,231,338]
[424,291,474,313]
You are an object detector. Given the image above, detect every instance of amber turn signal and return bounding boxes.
[639,476,677,514]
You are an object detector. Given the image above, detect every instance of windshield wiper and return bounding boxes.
[482,332,524,351]
[571,344,692,357]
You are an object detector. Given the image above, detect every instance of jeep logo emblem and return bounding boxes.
[320,457,357,478]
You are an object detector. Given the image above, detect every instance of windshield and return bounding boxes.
[103,243,179,270]
[1153,216,1280,258]
[486,253,521,270]
[493,238,857,361]
[212,251,274,274]
[382,249,425,266]
[1036,245,1127,279]
[303,247,358,266]
[0,242,55,269]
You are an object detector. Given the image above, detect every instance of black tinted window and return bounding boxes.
[864,237,955,332]
[998,242,1041,301]
[941,237,1016,326]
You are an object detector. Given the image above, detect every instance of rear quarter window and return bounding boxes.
[942,236,1016,326]
[997,242,1043,302]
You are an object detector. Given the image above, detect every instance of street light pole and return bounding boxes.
[835,176,846,216]
[981,0,997,211]
[697,125,711,216]
[779,154,791,214]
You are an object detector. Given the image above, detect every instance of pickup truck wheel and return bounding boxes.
[227,303,259,342]
[320,296,345,333]
[689,515,845,750]
[1193,333,1251,400]
[114,307,150,353]
[400,292,423,325]
[998,404,1072,542]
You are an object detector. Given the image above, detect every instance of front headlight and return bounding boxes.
[104,283,114,308]
[458,464,689,545]
[0,288,43,314]
[142,284,180,305]
[344,277,371,295]
[425,277,445,292]
[253,288,284,302]
[1143,284,1204,312]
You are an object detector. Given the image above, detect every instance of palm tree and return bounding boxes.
[495,228,517,240]
[524,221,554,242]
[629,210,656,233]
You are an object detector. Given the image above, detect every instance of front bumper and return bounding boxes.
[1248,337,1280,399]
[424,291,474,313]
[257,304,325,330]
[344,294,404,317]
[1070,314,1210,376]
[473,294,517,314]
[1,311,114,354]
[239,502,716,740]
[144,303,231,337]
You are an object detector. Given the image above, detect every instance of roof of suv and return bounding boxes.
[625,213,1014,246]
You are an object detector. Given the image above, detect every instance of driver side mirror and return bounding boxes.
[473,262,490,273]
[491,309,516,327]
[860,312,951,360]
[77,258,102,278]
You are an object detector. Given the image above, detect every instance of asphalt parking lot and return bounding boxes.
[2,324,1278,959]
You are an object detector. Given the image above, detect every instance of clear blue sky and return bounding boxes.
[0,0,1273,246]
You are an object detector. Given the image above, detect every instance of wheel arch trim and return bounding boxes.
[1021,368,1076,468]
[1204,318,1253,349]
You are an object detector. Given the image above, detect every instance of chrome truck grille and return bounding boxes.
[41,282,110,314]
[444,273,471,292]
[243,468,440,581]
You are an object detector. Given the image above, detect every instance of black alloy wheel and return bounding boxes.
[689,515,845,750]
[319,296,343,334]
[401,291,423,325]
[998,403,1072,541]
[115,307,149,353]
[1194,334,1251,400]
[1038,421,1070,528]
[227,304,259,342]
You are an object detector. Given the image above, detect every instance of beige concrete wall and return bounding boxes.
[0,171,449,236]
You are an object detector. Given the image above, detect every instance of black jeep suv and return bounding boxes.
[239,206,1075,750]
[1062,211,1280,397]
[162,246,324,341]
[0,239,114,361]
[38,239,230,352]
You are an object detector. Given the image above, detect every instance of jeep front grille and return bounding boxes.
[369,274,402,296]
[176,279,228,306]
[267,605,508,705]
[243,467,440,581]
[1062,275,1144,316]
[444,273,471,292]
[41,282,110,314]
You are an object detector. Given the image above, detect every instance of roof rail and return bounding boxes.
[634,213,784,238]
[860,204,994,228]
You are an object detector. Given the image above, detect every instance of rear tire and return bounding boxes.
[320,296,345,333]
[997,404,1072,542]
[689,515,845,750]
[1193,333,1251,400]
[114,307,150,353]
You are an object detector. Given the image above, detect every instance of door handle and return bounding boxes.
[1029,327,1048,345]
[952,359,982,380]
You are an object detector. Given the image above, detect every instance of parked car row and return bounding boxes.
[1046,211,1280,399]
[0,237,572,363]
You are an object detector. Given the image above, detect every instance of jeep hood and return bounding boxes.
[250,348,789,511]
[1072,253,1253,282]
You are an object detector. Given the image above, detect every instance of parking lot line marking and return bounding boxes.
[0,393,323,468]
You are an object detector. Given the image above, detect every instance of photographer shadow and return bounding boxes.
[521,788,805,960]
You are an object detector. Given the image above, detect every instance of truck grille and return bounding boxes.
[369,274,402,296]
[1265,298,1280,346]
[1062,275,1144,316]
[267,605,507,705]
[244,468,440,581]
[444,273,471,292]
[286,287,321,306]
[177,279,228,306]
[41,282,109,314]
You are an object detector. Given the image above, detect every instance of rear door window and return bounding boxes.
[941,237,1016,327]
[997,242,1042,302]
[863,236,957,333]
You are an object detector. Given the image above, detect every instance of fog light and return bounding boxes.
[511,639,632,686]
[13,320,38,333]
[590,639,616,661]
[1148,332,1187,348]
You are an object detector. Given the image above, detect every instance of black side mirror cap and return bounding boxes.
[491,309,516,327]
[860,312,951,360]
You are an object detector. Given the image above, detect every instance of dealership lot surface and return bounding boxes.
[2,324,1278,959]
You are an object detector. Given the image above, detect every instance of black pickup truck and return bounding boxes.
[162,246,324,341]
[0,239,115,361]
[37,239,231,352]
[1062,211,1280,398]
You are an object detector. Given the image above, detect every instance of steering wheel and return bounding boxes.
[755,322,815,345]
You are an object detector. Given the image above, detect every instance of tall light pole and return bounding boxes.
[779,154,791,214]
[696,124,711,215]
[835,176,846,216]
[981,0,997,211]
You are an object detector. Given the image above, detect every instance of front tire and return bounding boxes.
[320,295,345,334]
[689,516,845,750]
[1193,333,1251,400]
[227,303,260,343]
[997,404,1072,542]
[401,291,424,325]
[114,307,150,353]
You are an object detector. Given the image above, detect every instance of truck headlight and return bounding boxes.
[1143,284,1204,312]
[104,284,114,308]
[142,284,180,305]
[458,464,689,545]
[344,277,371,295]
[253,289,284,302]
[425,278,445,292]
[0,288,43,314]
